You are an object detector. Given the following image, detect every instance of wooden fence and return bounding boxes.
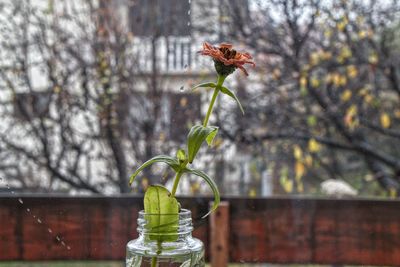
[1,195,400,266]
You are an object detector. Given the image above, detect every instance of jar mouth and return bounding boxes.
[137,209,193,235]
[138,208,191,216]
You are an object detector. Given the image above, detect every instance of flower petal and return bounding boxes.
[198,42,255,75]
[220,43,233,49]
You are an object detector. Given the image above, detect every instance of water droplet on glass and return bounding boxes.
[48,228,53,233]
[33,215,36,218]
[11,191,14,194]
[61,241,66,246]
[18,198,23,204]
[67,246,71,250]
[180,86,184,91]
[187,10,191,15]
[37,218,42,224]
[56,236,61,241]
[187,22,191,26]
[26,208,31,213]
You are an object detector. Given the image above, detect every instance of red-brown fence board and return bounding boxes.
[228,197,400,265]
[0,196,210,261]
[1,195,400,266]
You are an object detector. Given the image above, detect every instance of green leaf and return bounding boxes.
[187,125,218,163]
[144,185,179,242]
[191,82,216,91]
[176,149,186,162]
[220,86,245,114]
[183,168,220,218]
[307,115,317,127]
[206,128,218,146]
[129,155,181,185]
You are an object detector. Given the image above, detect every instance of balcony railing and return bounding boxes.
[132,37,209,74]
[1,195,400,266]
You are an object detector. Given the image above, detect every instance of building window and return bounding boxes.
[129,0,191,37]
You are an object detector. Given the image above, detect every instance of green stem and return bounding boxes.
[150,240,162,267]
[171,75,226,201]
[202,75,226,127]
[171,170,184,197]
[151,257,157,267]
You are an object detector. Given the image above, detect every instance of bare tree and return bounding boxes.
[0,0,182,193]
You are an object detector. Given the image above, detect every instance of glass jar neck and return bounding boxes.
[137,209,194,239]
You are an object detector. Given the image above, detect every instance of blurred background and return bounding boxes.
[1,0,400,266]
[1,0,399,198]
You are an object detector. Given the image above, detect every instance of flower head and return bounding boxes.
[199,42,255,76]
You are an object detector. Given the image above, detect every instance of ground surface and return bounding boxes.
[0,263,305,267]
[0,263,383,267]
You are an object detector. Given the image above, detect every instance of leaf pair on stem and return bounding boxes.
[129,123,220,218]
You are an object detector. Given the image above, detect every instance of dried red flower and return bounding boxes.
[199,42,255,76]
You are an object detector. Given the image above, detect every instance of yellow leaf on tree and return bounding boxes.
[332,73,347,87]
[310,52,320,66]
[380,113,391,128]
[368,53,378,64]
[293,145,302,160]
[322,51,332,60]
[341,89,352,102]
[347,105,357,116]
[358,30,367,39]
[295,162,305,181]
[53,86,62,94]
[325,73,333,83]
[356,15,365,24]
[310,77,320,88]
[297,182,304,193]
[302,64,311,72]
[333,73,341,86]
[282,179,293,193]
[337,21,347,31]
[100,60,108,69]
[364,94,374,104]
[346,65,358,78]
[339,76,347,86]
[305,155,313,167]
[358,87,369,96]
[299,76,307,87]
[280,168,292,193]
[338,47,352,63]
[248,189,257,198]
[308,138,321,153]
[389,188,397,198]
[344,105,358,128]
[324,29,332,38]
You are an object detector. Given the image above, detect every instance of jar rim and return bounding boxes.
[136,208,193,235]
[138,208,191,216]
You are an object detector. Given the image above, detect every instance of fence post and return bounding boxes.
[210,201,229,267]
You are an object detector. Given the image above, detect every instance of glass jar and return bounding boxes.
[126,209,205,267]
